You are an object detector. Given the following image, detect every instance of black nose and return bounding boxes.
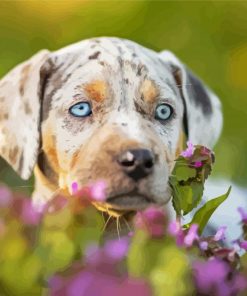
[118,149,154,181]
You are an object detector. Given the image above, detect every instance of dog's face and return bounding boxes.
[0,38,222,214]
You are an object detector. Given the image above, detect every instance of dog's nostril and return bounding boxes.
[144,159,154,169]
[118,149,154,181]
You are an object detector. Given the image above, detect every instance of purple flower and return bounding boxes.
[181,141,195,158]
[238,207,247,224]
[135,206,166,238]
[168,220,185,246]
[89,180,107,201]
[128,231,134,237]
[199,241,208,251]
[184,224,199,247]
[50,272,151,296]
[21,198,42,225]
[239,240,247,250]
[214,226,227,241]
[85,238,129,267]
[194,161,202,168]
[193,258,230,296]
[104,237,129,260]
[71,180,107,202]
[71,182,78,195]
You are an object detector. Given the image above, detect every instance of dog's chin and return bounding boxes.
[92,193,155,217]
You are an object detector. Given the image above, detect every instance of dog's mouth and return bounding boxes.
[93,190,154,217]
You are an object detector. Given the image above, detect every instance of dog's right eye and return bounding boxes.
[69,102,92,117]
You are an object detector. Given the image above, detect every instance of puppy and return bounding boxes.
[0,37,222,218]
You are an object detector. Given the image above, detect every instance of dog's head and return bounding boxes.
[0,37,222,214]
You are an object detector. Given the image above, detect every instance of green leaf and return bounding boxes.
[170,145,215,216]
[185,186,232,234]
[175,166,196,181]
[170,181,204,216]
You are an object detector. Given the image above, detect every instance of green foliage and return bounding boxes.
[128,230,193,296]
[185,186,232,234]
[170,146,214,216]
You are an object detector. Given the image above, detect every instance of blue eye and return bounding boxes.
[155,104,173,121]
[69,102,92,117]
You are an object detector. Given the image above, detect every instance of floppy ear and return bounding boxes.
[159,50,223,148]
[0,50,51,180]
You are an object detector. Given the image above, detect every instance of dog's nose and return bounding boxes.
[118,149,154,181]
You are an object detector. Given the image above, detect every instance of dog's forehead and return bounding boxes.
[51,37,174,83]
[44,37,179,114]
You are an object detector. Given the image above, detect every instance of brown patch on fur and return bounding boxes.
[88,51,101,60]
[140,80,159,104]
[24,101,32,114]
[8,146,19,164]
[17,152,24,173]
[0,96,5,102]
[0,113,8,120]
[134,101,147,115]
[19,64,31,96]
[84,80,107,102]
[42,128,59,173]
[175,130,185,158]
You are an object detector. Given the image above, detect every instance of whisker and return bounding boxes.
[122,216,133,233]
[101,214,112,234]
[12,185,34,188]
[101,211,105,224]
[116,217,121,240]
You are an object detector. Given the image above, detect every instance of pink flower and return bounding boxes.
[194,161,202,168]
[104,238,129,260]
[20,198,42,225]
[89,181,107,201]
[238,207,247,224]
[168,220,185,246]
[180,141,195,158]
[239,240,247,250]
[71,180,107,202]
[184,224,199,247]
[135,206,167,238]
[214,226,227,241]
[199,241,208,251]
[71,182,78,195]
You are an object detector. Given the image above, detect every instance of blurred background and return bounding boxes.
[0,0,247,192]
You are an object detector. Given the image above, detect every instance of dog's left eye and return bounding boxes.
[69,102,92,117]
[155,104,173,121]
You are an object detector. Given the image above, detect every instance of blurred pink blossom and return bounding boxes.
[181,141,195,158]
[194,161,202,168]
[184,224,199,247]
[238,207,247,224]
[135,206,166,238]
[89,181,107,201]
[214,226,227,241]
[71,180,107,202]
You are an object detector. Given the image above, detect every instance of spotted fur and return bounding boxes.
[0,37,222,212]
